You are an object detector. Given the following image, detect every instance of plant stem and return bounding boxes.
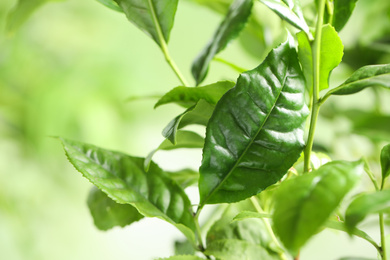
[250,197,288,260]
[303,0,326,173]
[148,0,189,86]
[380,213,387,260]
[363,158,380,191]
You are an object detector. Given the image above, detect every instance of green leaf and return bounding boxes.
[60,138,196,244]
[319,24,344,91]
[162,100,215,144]
[381,144,390,182]
[297,31,313,94]
[328,64,390,96]
[96,0,123,12]
[345,190,390,233]
[6,0,64,33]
[259,0,310,35]
[166,169,199,189]
[191,0,253,85]
[144,130,204,171]
[156,256,205,260]
[272,160,364,255]
[174,239,196,256]
[199,40,308,205]
[87,186,143,230]
[113,0,178,46]
[233,211,271,221]
[329,0,359,32]
[155,81,234,108]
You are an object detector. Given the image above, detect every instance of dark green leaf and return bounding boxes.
[272,160,364,255]
[60,138,196,243]
[87,186,143,230]
[329,64,390,96]
[162,100,215,144]
[199,40,308,205]
[113,0,178,46]
[155,81,234,108]
[96,0,123,12]
[166,169,199,189]
[297,31,313,94]
[345,190,390,233]
[192,0,253,85]
[6,0,64,33]
[381,144,390,181]
[145,130,204,170]
[319,24,344,91]
[329,0,359,32]
[259,0,310,35]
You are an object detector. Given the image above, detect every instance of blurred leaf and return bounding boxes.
[297,31,313,94]
[87,186,143,231]
[166,169,199,189]
[319,24,344,91]
[190,0,232,14]
[338,258,377,260]
[96,0,123,12]
[233,211,271,221]
[205,209,280,259]
[329,64,390,96]
[199,40,308,205]
[381,144,390,181]
[113,0,178,46]
[328,0,359,32]
[192,0,253,85]
[273,160,364,255]
[6,0,64,33]
[351,113,390,142]
[156,256,205,260]
[145,130,204,170]
[259,0,310,35]
[174,239,196,255]
[345,190,390,233]
[162,100,214,144]
[60,138,196,243]
[155,81,234,108]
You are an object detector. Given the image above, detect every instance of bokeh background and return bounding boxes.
[1,0,390,259]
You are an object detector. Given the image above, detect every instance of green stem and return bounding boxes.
[213,57,247,73]
[148,0,189,86]
[303,0,326,173]
[250,197,288,260]
[363,158,380,191]
[380,213,387,260]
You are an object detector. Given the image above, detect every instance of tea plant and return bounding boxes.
[9,0,390,259]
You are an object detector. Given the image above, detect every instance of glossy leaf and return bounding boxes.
[87,186,143,230]
[199,40,308,205]
[155,81,234,108]
[192,0,253,85]
[6,0,64,33]
[319,24,344,91]
[113,0,178,46]
[381,144,390,181]
[329,0,359,32]
[345,190,390,233]
[259,0,310,35]
[162,100,215,144]
[272,160,364,255]
[96,0,123,12]
[60,138,196,243]
[297,31,313,94]
[145,130,204,170]
[329,64,390,96]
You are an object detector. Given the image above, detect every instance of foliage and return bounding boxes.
[6,0,390,259]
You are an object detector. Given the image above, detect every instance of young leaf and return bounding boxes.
[199,40,309,205]
[272,160,364,255]
[96,0,123,12]
[144,130,204,170]
[319,24,344,91]
[233,211,271,221]
[329,0,359,32]
[166,169,199,189]
[297,31,313,94]
[60,138,196,243]
[113,0,178,46]
[345,190,390,233]
[162,100,215,144]
[154,81,234,108]
[259,0,310,35]
[381,144,390,181]
[191,0,253,85]
[87,186,143,231]
[327,64,390,96]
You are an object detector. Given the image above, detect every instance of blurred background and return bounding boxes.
[0,0,390,259]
